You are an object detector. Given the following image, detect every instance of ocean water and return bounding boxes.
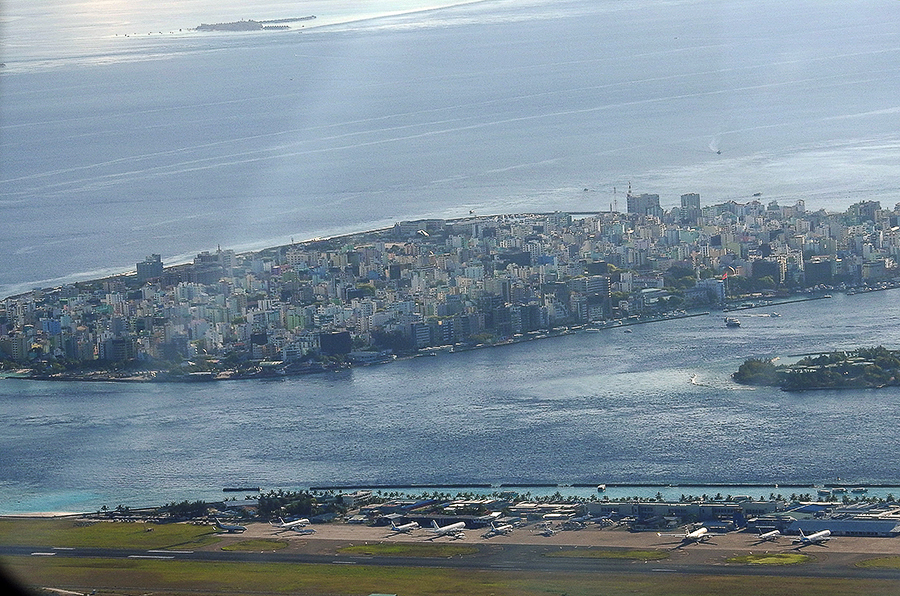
[3,0,900,298]
[1,290,899,514]
[3,0,900,515]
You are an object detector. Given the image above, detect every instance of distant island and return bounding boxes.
[196,16,315,32]
[734,346,900,391]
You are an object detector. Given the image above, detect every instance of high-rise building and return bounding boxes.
[627,192,661,218]
[680,193,701,224]
[136,254,163,283]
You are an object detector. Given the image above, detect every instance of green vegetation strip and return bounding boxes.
[856,556,900,570]
[7,558,900,596]
[547,548,669,560]
[727,553,811,565]
[221,538,288,551]
[338,543,478,557]
[0,518,221,549]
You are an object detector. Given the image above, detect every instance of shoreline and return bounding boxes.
[5,481,900,519]
[0,289,871,384]
[0,308,714,383]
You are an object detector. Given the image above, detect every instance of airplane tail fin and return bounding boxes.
[432,520,440,529]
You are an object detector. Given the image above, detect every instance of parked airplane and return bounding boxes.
[389,521,420,534]
[429,520,466,539]
[214,518,247,533]
[482,522,514,538]
[658,526,711,544]
[793,529,831,546]
[753,529,781,543]
[271,517,310,531]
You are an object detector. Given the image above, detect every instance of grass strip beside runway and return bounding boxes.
[338,543,478,557]
[6,558,900,596]
[856,556,900,570]
[0,518,221,550]
[221,539,288,551]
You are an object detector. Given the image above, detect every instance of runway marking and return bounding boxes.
[148,549,193,554]
[128,555,175,559]
[490,564,522,569]
[30,552,56,556]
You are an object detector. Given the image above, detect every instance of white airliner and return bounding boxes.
[793,529,831,545]
[271,517,310,531]
[658,526,711,544]
[754,529,781,542]
[214,518,247,533]
[429,520,466,539]
[389,521,420,534]
[482,522,514,538]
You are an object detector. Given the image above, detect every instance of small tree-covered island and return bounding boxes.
[734,346,900,391]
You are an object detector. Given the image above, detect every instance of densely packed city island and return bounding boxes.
[1,193,898,380]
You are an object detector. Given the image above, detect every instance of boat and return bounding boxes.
[817,488,831,496]
[831,487,847,494]
[223,486,260,492]
[724,317,741,328]
[597,484,606,492]
[851,487,868,494]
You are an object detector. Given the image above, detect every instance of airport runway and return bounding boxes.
[3,521,900,581]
